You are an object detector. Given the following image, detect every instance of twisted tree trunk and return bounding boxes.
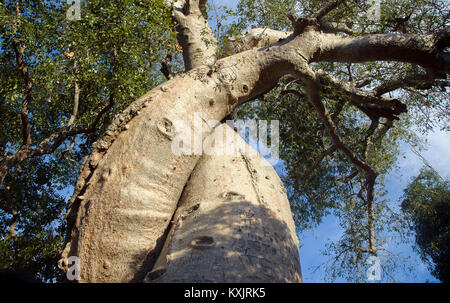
[147,124,301,282]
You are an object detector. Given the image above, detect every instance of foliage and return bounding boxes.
[401,168,450,282]
[0,157,66,282]
[0,0,175,281]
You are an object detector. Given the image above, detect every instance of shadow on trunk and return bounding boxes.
[144,201,302,283]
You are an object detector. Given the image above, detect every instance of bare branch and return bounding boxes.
[185,0,207,16]
[373,73,449,96]
[165,0,218,70]
[315,69,407,120]
[292,64,379,253]
[315,32,450,75]
[227,28,291,54]
[289,0,344,34]
[302,73,377,178]
[67,61,80,129]
[362,118,379,160]
[318,19,356,35]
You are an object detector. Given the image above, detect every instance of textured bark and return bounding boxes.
[146,124,301,283]
[59,45,296,282]
[167,0,218,70]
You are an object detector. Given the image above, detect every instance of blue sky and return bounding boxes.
[298,128,450,282]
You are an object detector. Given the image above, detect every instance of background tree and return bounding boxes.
[401,168,450,283]
[0,0,175,281]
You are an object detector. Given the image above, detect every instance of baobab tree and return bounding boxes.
[1,0,448,282]
[54,0,449,282]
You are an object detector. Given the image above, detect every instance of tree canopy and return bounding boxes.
[401,168,450,282]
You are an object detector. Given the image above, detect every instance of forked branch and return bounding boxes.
[294,64,379,254]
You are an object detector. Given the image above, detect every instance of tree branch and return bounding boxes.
[315,69,407,120]
[373,73,449,96]
[318,19,356,36]
[0,94,115,186]
[294,144,339,180]
[293,64,379,253]
[301,71,377,178]
[362,118,379,160]
[311,0,344,21]
[12,0,32,148]
[289,0,344,34]
[226,28,291,54]
[315,31,450,74]
[165,0,218,70]
[66,60,80,129]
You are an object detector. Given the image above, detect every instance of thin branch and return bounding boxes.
[295,144,339,180]
[0,94,115,186]
[410,146,445,181]
[12,0,32,148]
[289,0,346,35]
[66,60,80,129]
[315,69,407,120]
[84,93,116,133]
[362,118,379,160]
[373,73,449,96]
[297,65,379,253]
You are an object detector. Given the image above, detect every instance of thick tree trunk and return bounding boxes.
[58,51,298,281]
[147,124,301,282]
